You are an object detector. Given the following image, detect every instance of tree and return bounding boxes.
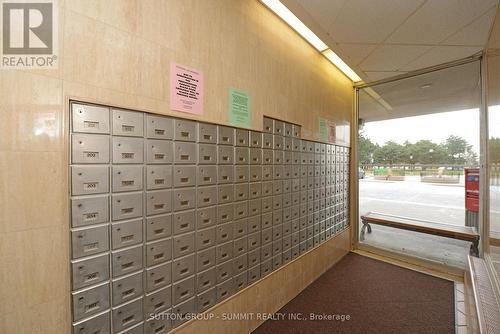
[358,132,378,164]
[404,140,446,165]
[443,135,473,165]
[490,138,500,164]
[373,141,404,165]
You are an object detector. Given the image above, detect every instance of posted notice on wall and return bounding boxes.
[170,62,204,115]
[229,88,251,128]
[328,121,336,143]
[319,117,328,142]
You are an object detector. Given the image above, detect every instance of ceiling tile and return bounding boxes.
[387,0,499,45]
[327,0,425,43]
[400,45,482,71]
[295,0,347,32]
[364,71,405,82]
[359,45,431,71]
[443,6,498,46]
[336,43,377,65]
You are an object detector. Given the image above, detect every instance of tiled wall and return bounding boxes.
[0,1,353,333]
[69,102,350,333]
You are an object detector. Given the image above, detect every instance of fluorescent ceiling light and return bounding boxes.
[322,49,362,82]
[260,0,328,52]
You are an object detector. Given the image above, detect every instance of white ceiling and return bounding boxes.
[288,0,499,82]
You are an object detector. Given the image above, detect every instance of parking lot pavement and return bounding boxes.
[358,176,469,268]
[359,176,465,226]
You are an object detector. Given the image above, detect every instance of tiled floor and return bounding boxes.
[455,282,467,333]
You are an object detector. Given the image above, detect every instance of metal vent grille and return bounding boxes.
[469,255,500,334]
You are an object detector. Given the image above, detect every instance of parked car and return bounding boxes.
[359,167,365,179]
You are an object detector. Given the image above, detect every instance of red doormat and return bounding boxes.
[252,252,455,334]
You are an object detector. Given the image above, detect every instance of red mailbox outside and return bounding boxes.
[465,168,479,212]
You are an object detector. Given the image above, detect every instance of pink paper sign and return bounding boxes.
[328,121,336,143]
[170,62,204,115]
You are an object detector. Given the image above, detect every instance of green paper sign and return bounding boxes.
[319,117,328,141]
[229,88,251,128]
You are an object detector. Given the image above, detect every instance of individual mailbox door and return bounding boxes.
[112,109,143,137]
[218,203,233,223]
[173,276,196,305]
[147,239,173,266]
[71,165,109,196]
[248,215,261,234]
[111,298,143,333]
[72,225,109,259]
[262,149,273,165]
[112,271,143,305]
[173,210,195,235]
[197,166,218,186]
[216,261,233,284]
[273,120,284,135]
[112,246,143,278]
[292,124,301,138]
[196,227,216,251]
[197,287,217,313]
[111,219,143,249]
[247,232,261,251]
[235,147,249,165]
[249,182,261,199]
[233,254,247,275]
[174,142,197,164]
[234,183,249,202]
[197,247,216,272]
[146,165,172,190]
[218,165,233,184]
[72,134,110,164]
[249,166,262,182]
[218,184,234,204]
[216,242,233,264]
[72,283,110,321]
[250,131,262,147]
[198,123,217,143]
[235,129,249,146]
[217,146,234,165]
[174,119,197,142]
[173,188,196,211]
[284,123,293,137]
[146,115,173,139]
[146,139,173,164]
[173,166,196,188]
[197,206,217,230]
[216,222,233,244]
[71,310,110,334]
[261,212,272,230]
[173,232,195,258]
[112,137,143,164]
[248,248,260,267]
[112,192,143,221]
[198,144,217,164]
[196,268,216,293]
[234,166,249,183]
[172,254,196,282]
[71,195,109,227]
[144,286,172,315]
[146,214,172,241]
[197,186,217,208]
[72,103,110,134]
[248,265,261,284]
[218,126,234,146]
[113,165,143,192]
[72,254,110,290]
